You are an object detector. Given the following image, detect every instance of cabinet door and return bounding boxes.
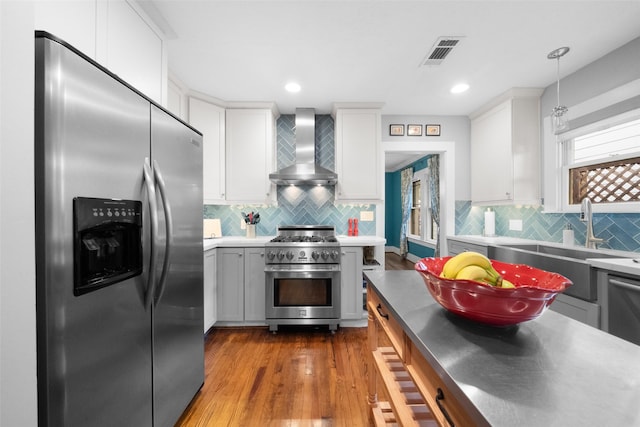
[203,249,217,332]
[35,1,97,58]
[335,109,382,201]
[447,239,489,256]
[189,98,226,203]
[471,100,513,203]
[549,293,599,328]
[217,248,244,321]
[225,109,274,203]
[104,1,163,103]
[341,247,364,320]
[244,248,266,322]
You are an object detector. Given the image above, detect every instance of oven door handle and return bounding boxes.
[264,265,340,273]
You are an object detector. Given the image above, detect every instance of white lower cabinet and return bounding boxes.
[341,247,364,320]
[203,249,217,332]
[216,247,266,324]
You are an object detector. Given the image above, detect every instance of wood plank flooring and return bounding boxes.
[175,252,415,427]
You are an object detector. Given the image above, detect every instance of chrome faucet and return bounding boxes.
[580,198,603,249]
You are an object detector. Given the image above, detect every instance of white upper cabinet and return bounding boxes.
[35,1,96,57]
[35,0,165,104]
[334,107,383,201]
[225,108,276,204]
[470,88,543,205]
[103,1,164,103]
[188,97,226,203]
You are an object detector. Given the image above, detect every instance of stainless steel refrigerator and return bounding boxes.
[35,32,204,427]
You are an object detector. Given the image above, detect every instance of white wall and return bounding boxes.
[1,3,38,426]
[381,115,471,200]
[540,37,640,116]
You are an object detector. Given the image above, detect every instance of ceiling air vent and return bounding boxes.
[421,37,463,66]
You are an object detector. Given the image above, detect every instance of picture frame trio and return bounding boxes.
[389,123,440,136]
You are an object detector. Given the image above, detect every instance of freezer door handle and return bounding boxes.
[143,158,159,310]
[153,159,173,306]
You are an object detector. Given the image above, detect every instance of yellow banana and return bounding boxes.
[441,251,493,278]
[500,279,515,288]
[455,265,491,282]
[441,251,503,286]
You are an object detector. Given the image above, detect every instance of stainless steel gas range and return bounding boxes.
[265,225,341,332]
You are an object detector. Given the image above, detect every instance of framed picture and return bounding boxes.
[389,124,405,136]
[407,124,422,136]
[426,124,441,136]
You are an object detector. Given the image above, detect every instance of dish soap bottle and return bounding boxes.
[562,223,574,246]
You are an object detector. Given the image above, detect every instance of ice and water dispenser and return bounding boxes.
[73,197,143,295]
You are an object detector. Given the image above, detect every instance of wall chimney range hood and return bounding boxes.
[269,108,338,185]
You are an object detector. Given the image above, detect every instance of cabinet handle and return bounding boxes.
[376,303,389,320]
[435,388,455,427]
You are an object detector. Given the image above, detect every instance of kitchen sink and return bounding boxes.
[500,244,620,261]
[492,244,627,301]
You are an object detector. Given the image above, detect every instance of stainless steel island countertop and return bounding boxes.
[364,270,640,427]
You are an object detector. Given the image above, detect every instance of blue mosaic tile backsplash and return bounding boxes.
[455,201,640,253]
[204,114,376,236]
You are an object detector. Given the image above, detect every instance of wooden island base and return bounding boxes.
[367,284,475,427]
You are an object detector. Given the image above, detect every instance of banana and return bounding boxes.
[455,265,491,282]
[441,251,493,278]
[500,279,515,288]
[441,251,503,287]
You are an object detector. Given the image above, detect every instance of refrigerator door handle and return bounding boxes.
[153,159,173,306]
[143,158,159,310]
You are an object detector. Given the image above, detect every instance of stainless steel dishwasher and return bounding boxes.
[601,274,640,346]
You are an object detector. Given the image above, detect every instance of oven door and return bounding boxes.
[265,264,340,321]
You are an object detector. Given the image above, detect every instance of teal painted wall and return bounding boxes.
[385,155,435,258]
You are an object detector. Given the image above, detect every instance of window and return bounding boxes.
[408,169,438,242]
[410,180,421,235]
[564,116,640,206]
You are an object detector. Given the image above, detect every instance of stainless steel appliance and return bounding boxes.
[35,32,204,427]
[265,225,341,332]
[268,108,337,185]
[601,273,640,346]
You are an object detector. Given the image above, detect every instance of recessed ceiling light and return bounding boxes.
[285,82,301,93]
[450,83,469,94]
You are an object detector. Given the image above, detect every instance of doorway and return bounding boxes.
[378,141,456,257]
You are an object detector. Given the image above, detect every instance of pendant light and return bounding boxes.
[547,46,570,133]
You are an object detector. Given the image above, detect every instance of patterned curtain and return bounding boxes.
[428,155,441,256]
[399,167,413,258]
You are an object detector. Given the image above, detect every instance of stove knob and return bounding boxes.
[299,250,306,258]
[311,251,320,260]
[286,251,294,260]
[321,250,329,260]
[277,251,285,260]
[267,251,276,260]
[330,250,339,260]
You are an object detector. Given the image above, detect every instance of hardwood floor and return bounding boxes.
[384,252,417,271]
[175,252,415,427]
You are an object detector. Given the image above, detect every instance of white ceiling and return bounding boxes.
[142,0,640,170]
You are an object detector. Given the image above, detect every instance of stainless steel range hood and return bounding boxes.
[269,108,337,185]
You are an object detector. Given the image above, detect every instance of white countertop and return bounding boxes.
[588,257,640,276]
[336,235,386,246]
[203,235,386,251]
[203,236,274,251]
